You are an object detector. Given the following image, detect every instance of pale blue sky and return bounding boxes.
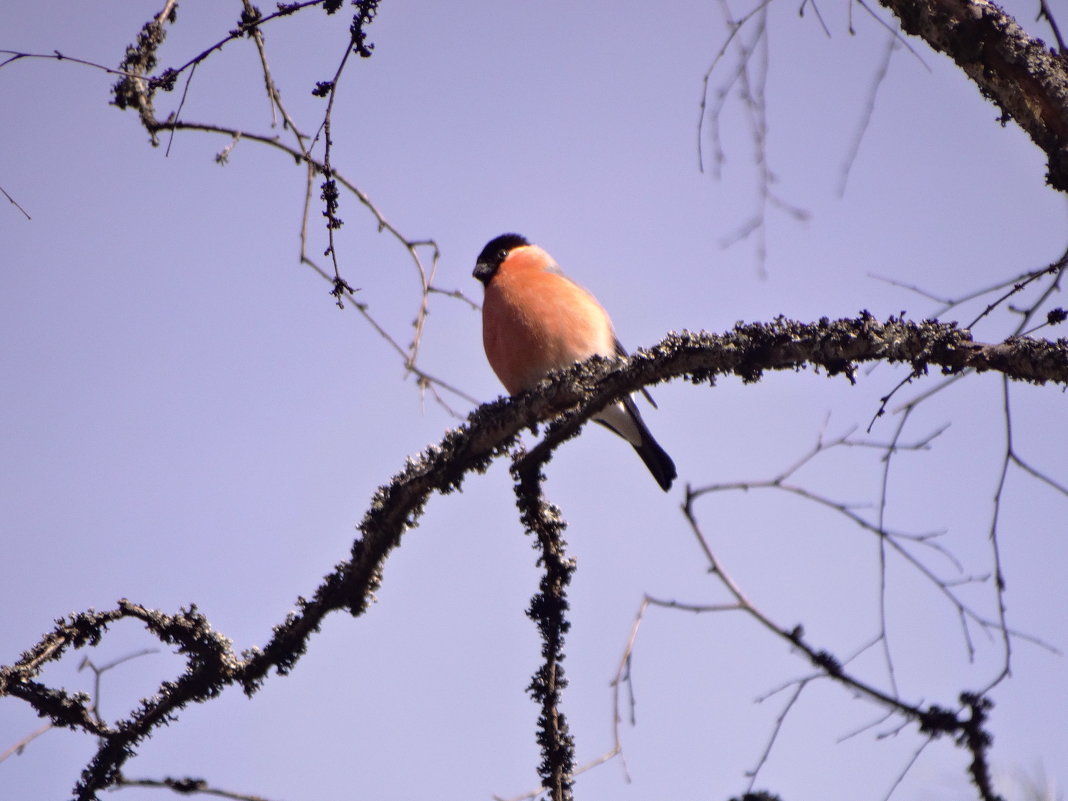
[2,2,1066,800]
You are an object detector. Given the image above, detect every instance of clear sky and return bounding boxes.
[2,2,1066,800]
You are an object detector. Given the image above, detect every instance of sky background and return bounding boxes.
[2,2,1067,800]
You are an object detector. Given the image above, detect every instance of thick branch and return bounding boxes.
[512,454,576,801]
[654,315,1068,388]
[2,315,1064,798]
[879,0,1068,190]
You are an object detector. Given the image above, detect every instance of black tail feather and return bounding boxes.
[595,396,677,491]
[619,396,676,491]
[633,432,676,492]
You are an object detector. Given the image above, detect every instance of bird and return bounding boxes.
[473,233,676,491]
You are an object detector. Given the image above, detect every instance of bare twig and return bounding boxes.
[681,490,1011,801]
[0,722,52,763]
[0,183,31,219]
[839,32,897,196]
[697,0,773,176]
[1036,0,1067,54]
[115,775,279,801]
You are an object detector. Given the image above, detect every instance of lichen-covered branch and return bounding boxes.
[878,0,1068,190]
[1,315,1065,799]
[513,446,577,801]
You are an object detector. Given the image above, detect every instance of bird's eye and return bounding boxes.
[498,249,509,262]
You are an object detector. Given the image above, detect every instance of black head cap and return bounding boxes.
[473,233,529,286]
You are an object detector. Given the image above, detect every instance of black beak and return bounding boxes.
[473,260,495,286]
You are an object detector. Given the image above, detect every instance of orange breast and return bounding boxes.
[482,256,615,395]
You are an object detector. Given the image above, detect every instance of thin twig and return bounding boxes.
[0,183,31,220]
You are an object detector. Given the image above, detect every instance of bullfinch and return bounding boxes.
[473,233,676,491]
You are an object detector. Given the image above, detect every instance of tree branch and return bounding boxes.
[2,315,1065,798]
[878,0,1068,190]
[512,448,576,801]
